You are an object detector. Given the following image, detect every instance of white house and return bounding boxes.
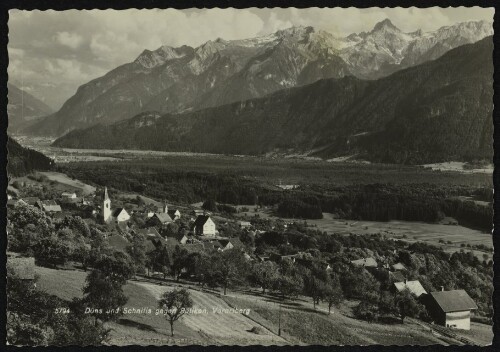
[111,208,131,223]
[61,192,77,199]
[193,215,217,237]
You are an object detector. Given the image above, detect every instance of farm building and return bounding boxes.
[193,215,217,237]
[425,289,478,330]
[135,227,161,238]
[389,271,406,282]
[213,239,234,252]
[351,257,378,268]
[392,262,407,271]
[166,233,189,245]
[238,221,252,229]
[393,280,427,298]
[168,209,181,221]
[22,197,41,207]
[148,213,173,227]
[61,192,77,199]
[40,200,62,213]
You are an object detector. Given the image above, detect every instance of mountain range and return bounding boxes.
[7,83,54,134]
[25,19,492,137]
[53,36,493,164]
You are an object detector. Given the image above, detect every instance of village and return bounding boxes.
[6,170,492,346]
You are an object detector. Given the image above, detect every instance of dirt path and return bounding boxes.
[135,282,288,345]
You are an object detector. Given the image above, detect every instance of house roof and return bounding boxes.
[62,192,76,197]
[41,200,59,206]
[136,227,161,237]
[194,215,211,227]
[112,208,129,217]
[394,280,427,298]
[392,262,406,271]
[22,197,40,205]
[168,209,180,216]
[7,257,35,280]
[351,257,378,268]
[430,290,478,313]
[389,271,406,282]
[153,213,173,223]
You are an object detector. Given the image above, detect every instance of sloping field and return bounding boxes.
[34,266,206,345]
[37,171,96,195]
[222,294,449,346]
[135,282,288,345]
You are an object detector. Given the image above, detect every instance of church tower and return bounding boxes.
[102,187,111,223]
[163,200,168,214]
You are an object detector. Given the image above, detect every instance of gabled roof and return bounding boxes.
[194,215,211,227]
[7,257,35,280]
[41,200,59,206]
[392,262,406,271]
[394,280,427,298]
[389,271,406,282]
[22,197,40,205]
[112,208,129,217]
[152,212,173,223]
[430,290,478,313]
[351,257,378,268]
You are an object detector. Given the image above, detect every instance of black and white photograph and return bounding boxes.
[4,6,496,346]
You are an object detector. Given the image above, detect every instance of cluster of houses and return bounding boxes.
[350,256,478,330]
[97,187,244,253]
[7,186,480,331]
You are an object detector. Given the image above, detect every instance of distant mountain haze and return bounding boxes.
[7,83,54,134]
[25,19,492,137]
[53,37,493,164]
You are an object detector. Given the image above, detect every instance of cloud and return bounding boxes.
[54,31,85,49]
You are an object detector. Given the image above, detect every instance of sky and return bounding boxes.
[8,7,494,110]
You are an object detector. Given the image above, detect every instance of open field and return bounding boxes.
[37,171,96,195]
[235,208,493,260]
[32,262,493,346]
[34,266,205,345]
[135,281,288,345]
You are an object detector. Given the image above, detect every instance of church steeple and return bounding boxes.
[102,186,111,223]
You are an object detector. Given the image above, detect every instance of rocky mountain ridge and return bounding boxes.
[25,19,492,137]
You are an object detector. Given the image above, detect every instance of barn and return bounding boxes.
[425,289,478,330]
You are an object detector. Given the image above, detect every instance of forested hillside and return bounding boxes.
[7,137,53,176]
[54,37,493,164]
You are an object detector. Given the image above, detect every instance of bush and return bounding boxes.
[353,301,379,322]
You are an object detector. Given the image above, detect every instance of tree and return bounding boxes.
[395,289,421,323]
[82,253,134,324]
[271,274,303,300]
[126,232,147,274]
[250,261,279,294]
[171,246,190,281]
[304,275,327,309]
[323,279,343,314]
[158,289,193,337]
[33,235,72,268]
[202,199,218,212]
[148,246,171,278]
[212,249,249,295]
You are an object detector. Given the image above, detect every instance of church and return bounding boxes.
[101,187,130,224]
